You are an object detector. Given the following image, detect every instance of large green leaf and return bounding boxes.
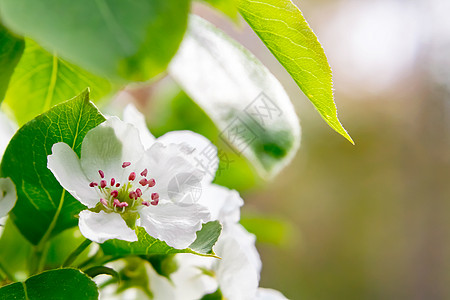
[0,268,98,299]
[169,16,301,178]
[3,40,112,126]
[237,0,353,144]
[0,23,24,104]
[101,221,221,257]
[0,0,190,81]
[0,90,105,245]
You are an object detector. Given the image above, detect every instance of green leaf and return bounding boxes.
[0,89,106,245]
[189,221,222,255]
[0,268,98,300]
[0,0,190,81]
[237,0,353,144]
[0,23,24,104]
[101,221,222,257]
[3,39,112,126]
[198,0,239,21]
[200,288,223,300]
[169,16,301,178]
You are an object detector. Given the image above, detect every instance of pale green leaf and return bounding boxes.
[237,0,353,143]
[3,39,112,126]
[0,89,105,245]
[0,0,190,81]
[169,15,301,178]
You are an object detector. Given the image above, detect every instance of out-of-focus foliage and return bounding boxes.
[0,23,23,103]
[3,40,112,125]
[0,0,190,81]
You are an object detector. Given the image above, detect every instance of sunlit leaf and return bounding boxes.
[3,39,112,126]
[0,268,98,299]
[237,0,353,143]
[169,16,301,178]
[0,23,24,104]
[0,0,190,81]
[1,89,105,245]
[101,221,221,257]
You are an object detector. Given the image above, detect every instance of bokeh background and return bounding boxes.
[119,0,450,298]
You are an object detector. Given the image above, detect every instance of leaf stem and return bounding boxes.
[63,239,92,267]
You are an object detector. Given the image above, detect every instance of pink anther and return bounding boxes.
[100,180,107,189]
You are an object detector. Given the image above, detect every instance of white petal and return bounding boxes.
[171,254,218,300]
[214,228,260,300]
[0,111,17,159]
[256,288,289,300]
[147,263,177,300]
[79,210,138,243]
[156,131,218,183]
[47,143,98,208]
[227,224,262,277]
[80,117,144,184]
[123,104,155,150]
[140,142,205,204]
[139,202,210,249]
[0,178,16,218]
[198,184,243,226]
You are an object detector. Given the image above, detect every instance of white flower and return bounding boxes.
[166,185,288,300]
[0,111,17,159]
[47,111,216,249]
[0,177,17,221]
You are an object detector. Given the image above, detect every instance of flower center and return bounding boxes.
[89,161,159,214]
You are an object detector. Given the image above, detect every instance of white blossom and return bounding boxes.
[47,109,216,248]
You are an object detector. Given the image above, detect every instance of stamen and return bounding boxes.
[140,169,148,177]
[129,191,137,200]
[148,178,156,187]
[116,183,120,188]
[100,198,108,206]
[89,182,98,187]
[110,190,118,198]
[98,170,105,178]
[129,172,136,181]
[119,202,128,208]
[142,201,150,207]
[113,199,121,207]
[100,180,107,189]
[139,178,148,186]
[150,190,159,205]
[136,188,142,197]
[111,178,115,186]
[122,162,131,168]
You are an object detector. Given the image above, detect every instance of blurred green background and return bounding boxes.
[114,0,450,298]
